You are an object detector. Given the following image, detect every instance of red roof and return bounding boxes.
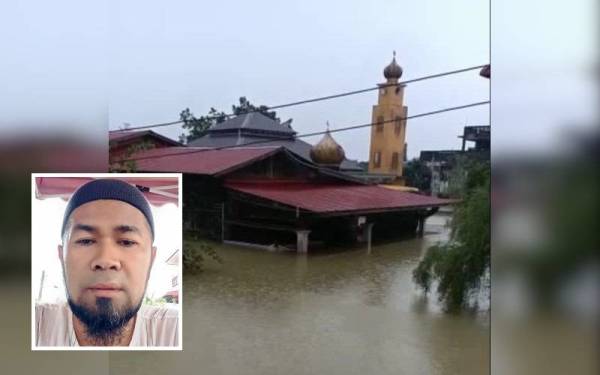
[35,176,179,206]
[109,130,182,146]
[109,130,145,141]
[225,180,454,214]
[132,146,281,175]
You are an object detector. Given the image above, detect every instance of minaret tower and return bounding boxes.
[368,52,408,180]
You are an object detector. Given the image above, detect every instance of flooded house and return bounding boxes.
[121,131,450,253]
[109,55,453,252]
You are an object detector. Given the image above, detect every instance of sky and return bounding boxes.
[104,0,490,161]
[1,0,489,160]
[0,1,596,160]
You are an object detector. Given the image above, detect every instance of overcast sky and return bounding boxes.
[105,0,490,161]
[1,1,596,160]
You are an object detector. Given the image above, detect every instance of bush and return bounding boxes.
[183,232,222,272]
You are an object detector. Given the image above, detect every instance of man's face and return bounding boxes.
[59,200,156,322]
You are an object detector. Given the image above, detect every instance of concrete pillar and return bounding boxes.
[417,216,426,237]
[364,223,374,254]
[220,202,226,242]
[296,230,311,254]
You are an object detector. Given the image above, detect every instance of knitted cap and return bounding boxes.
[61,179,154,239]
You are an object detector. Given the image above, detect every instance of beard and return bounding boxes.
[68,295,143,346]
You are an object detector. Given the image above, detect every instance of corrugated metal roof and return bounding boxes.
[109,130,182,146]
[189,133,363,171]
[109,130,145,141]
[225,180,454,214]
[132,146,280,175]
[209,112,295,134]
[35,176,179,206]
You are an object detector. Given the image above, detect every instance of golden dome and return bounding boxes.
[310,123,345,167]
[383,51,403,80]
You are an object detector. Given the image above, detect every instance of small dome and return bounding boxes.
[310,125,345,167]
[383,51,403,80]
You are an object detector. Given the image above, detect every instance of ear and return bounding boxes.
[58,244,64,263]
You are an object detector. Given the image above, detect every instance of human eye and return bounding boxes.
[118,239,138,247]
[75,238,95,246]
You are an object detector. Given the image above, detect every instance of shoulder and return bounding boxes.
[35,302,71,346]
[134,304,179,347]
[36,301,70,319]
[138,303,179,321]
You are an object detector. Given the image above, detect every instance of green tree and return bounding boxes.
[179,97,277,144]
[179,107,226,144]
[403,158,432,193]
[232,96,278,120]
[447,154,489,198]
[413,161,490,311]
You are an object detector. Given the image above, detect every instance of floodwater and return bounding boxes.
[111,213,489,375]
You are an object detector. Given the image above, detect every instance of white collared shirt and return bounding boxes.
[35,302,179,347]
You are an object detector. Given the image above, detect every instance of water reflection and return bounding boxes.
[110,214,489,375]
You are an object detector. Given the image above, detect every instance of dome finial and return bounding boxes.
[310,121,345,168]
[383,51,403,80]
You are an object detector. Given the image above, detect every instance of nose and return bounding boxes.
[90,241,122,271]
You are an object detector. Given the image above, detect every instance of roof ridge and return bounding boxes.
[240,112,252,128]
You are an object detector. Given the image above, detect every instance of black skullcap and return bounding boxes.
[61,179,154,240]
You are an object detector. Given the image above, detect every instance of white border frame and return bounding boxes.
[31,173,183,351]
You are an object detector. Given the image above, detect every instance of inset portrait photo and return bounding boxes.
[31,173,182,350]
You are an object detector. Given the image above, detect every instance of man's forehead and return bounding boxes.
[67,200,150,231]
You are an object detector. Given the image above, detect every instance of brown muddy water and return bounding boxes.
[110,213,489,374]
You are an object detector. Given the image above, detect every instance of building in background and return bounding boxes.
[109,129,183,162]
[459,125,490,151]
[420,125,490,197]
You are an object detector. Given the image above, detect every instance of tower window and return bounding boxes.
[394,116,402,135]
[391,152,399,170]
[380,88,387,96]
[374,151,382,168]
[376,116,384,133]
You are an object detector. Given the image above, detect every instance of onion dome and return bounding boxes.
[310,122,345,167]
[383,51,403,80]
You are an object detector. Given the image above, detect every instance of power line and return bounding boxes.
[125,100,489,162]
[111,64,488,132]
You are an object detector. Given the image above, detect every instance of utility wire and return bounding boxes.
[125,100,489,162]
[111,64,488,132]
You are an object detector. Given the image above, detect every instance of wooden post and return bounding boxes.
[296,230,311,254]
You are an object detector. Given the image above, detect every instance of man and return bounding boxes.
[35,179,179,347]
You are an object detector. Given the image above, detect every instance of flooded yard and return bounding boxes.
[111,213,489,374]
